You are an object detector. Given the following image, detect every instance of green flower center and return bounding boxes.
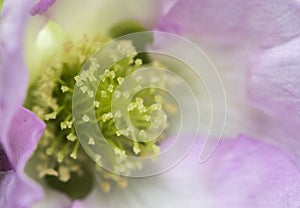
[25,32,174,198]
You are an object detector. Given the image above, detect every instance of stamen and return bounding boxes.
[88,137,95,146]
[58,166,71,182]
[61,86,69,93]
[82,114,90,122]
[101,182,111,193]
[118,177,127,189]
[70,141,80,159]
[57,143,70,163]
[24,33,175,198]
[67,132,77,142]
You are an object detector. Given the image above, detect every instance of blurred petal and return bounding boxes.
[0,107,45,208]
[72,201,87,208]
[155,0,300,160]
[160,0,177,14]
[0,0,31,142]
[207,135,300,208]
[72,136,300,207]
[0,171,43,208]
[247,37,300,166]
[33,189,72,208]
[0,144,12,171]
[6,107,45,171]
[157,0,300,48]
[30,0,56,16]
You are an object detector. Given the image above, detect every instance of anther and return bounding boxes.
[82,114,90,122]
[88,137,95,145]
[70,141,80,159]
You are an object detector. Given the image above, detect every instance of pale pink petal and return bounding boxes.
[72,136,300,207]
[157,0,300,48]
[247,37,300,166]
[0,171,43,208]
[0,107,45,208]
[0,0,31,144]
[30,0,56,16]
[6,107,45,171]
[205,135,300,208]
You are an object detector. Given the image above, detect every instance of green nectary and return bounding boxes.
[24,34,168,199]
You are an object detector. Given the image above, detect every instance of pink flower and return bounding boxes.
[1,0,300,207]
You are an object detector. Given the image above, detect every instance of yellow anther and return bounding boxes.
[57,152,64,163]
[101,90,107,98]
[135,59,142,66]
[133,142,141,155]
[82,114,90,122]
[117,77,124,84]
[101,182,111,193]
[95,154,102,164]
[88,137,95,145]
[94,101,100,108]
[88,90,94,97]
[114,111,122,118]
[101,112,113,122]
[45,112,57,120]
[108,84,114,93]
[114,90,121,98]
[80,86,88,93]
[60,121,72,130]
[143,115,150,121]
[61,86,69,93]
[123,91,130,99]
[109,71,116,79]
[58,166,71,182]
[127,103,137,111]
[118,177,128,189]
[134,85,142,92]
[67,133,77,142]
[70,141,80,159]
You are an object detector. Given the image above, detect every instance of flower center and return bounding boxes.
[24,34,172,199]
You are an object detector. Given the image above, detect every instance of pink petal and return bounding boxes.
[30,0,56,16]
[206,135,300,208]
[33,189,72,208]
[0,171,43,208]
[247,37,300,166]
[71,136,300,207]
[72,201,87,208]
[157,0,300,48]
[0,107,45,208]
[0,0,31,145]
[6,107,45,171]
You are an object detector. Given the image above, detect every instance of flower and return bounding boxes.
[1,0,300,208]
